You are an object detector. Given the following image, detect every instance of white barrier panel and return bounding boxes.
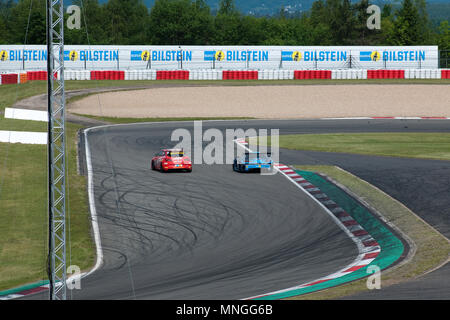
[331,70,337,80]
[405,69,410,79]
[420,69,426,79]
[258,69,293,80]
[0,131,47,144]
[349,70,354,79]
[187,69,221,81]
[405,69,441,79]
[415,69,420,79]
[345,70,351,79]
[4,108,48,122]
[362,69,367,79]
[63,70,90,80]
[430,69,439,79]
[189,70,196,80]
[347,70,352,79]
[124,69,156,80]
[259,70,265,80]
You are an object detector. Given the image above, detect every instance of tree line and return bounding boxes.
[0,0,448,50]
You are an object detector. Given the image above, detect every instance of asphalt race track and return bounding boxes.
[69,120,360,300]
[27,119,450,299]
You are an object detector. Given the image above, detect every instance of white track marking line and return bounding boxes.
[81,128,104,278]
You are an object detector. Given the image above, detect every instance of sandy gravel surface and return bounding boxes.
[69,85,450,119]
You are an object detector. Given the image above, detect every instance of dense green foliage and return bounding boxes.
[0,0,448,48]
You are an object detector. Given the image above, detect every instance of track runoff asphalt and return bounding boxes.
[26,119,450,300]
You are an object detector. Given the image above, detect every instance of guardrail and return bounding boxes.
[1,69,450,85]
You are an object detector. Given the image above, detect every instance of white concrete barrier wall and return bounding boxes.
[0,131,47,144]
[4,108,48,122]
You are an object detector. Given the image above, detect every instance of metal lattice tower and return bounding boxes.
[46,0,66,300]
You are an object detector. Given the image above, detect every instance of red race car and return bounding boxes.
[151,149,192,172]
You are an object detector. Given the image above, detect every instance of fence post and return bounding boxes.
[179,47,183,70]
[438,50,441,68]
[279,50,283,69]
[246,50,250,70]
[147,50,152,70]
[314,50,318,70]
[444,50,450,69]
[349,50,352,69]
[117,48,120,70]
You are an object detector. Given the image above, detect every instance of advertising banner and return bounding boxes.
[0,45,439,71]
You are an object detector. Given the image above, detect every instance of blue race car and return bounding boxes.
[233,152,273,172]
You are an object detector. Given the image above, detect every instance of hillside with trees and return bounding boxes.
[0,0,448,50]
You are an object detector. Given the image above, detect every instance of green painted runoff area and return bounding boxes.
[256,169,404,300]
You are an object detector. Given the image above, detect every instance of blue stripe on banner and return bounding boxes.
[204,51,216,61]
[360,57,372,61]
[130,51,142,61]
[281,51,293,61]
[360,51,372,56]
[63,51,70,61]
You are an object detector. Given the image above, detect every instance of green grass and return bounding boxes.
[256,133,450,161]
[0,141,48,289]
[0,118,47,132]
[0,122,94,291]
[287,166,450,300]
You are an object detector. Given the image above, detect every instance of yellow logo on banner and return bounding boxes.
[69,50,78,61]
[141,50,150,61]
[292,51,302,61]
[0,50,8,61]
[215,50,225,61]
[371,51,381,62]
